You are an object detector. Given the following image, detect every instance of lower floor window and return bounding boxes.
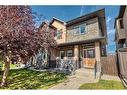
[60,50,65,59]
[67,50,73,57]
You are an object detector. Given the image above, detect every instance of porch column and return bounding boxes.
[95,42,101,62]
[95,42,101,73]
[74,45,79,60]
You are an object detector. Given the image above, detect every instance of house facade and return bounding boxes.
[48,9,107,69]
[41,9,107,68]
[115,6,127,49]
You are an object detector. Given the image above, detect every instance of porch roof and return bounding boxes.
[57,37,106,47]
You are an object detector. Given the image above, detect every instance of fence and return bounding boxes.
[117,48,127,87]
[101,54,118,76]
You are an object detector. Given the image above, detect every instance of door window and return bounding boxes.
[87,49,95,58]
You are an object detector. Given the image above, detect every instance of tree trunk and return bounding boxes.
[0,56,10,87]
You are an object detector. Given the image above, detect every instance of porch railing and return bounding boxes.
[55,59,78,75]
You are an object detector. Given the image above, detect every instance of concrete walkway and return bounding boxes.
[101,74,121,81]
[49,68,99,90]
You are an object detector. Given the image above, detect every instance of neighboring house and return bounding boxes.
[114,6,127,49]
[48,9,107,69]
[30,22,58,68]
[114,6,127,84]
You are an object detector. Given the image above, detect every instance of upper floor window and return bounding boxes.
[57,29,62,39]
[119,19,124,29]
[73,24,87,35]
[79,24,86,34]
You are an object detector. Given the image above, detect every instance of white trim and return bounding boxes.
[60,50,65,59]
[52,17,66,25]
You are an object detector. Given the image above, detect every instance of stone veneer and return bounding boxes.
[66,18,100,43]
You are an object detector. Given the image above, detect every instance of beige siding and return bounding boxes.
[95,42,101,62]
[123,7,127,45]
[51,20,66,44]
[66,18,100,42]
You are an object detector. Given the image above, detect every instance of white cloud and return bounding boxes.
[107,28,115,35]
[80,5,84,16]
[106,16,112,23]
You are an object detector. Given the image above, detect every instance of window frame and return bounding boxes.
[79,24,87,34]
[60,50,65,59]
[87,49,95,58]
[73,23,87,35]
[67,49,73,58]
[57,29,63,39]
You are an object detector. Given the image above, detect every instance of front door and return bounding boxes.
[83,48,96,68]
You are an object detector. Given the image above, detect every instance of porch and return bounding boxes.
[56,41,101,69]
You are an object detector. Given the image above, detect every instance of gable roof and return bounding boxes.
[66,9,107,38]
[114,6,126,28]
[50,17,66,25]
[66,9,106,26]
[39,21,57,30]
[50,9,106,35]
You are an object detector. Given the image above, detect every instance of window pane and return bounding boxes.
[67,50,73,57]
[73,27,79,35]
[80,24,86,34]
[57,29,62,39]
[87,49,95,58]
[60,51,65,59]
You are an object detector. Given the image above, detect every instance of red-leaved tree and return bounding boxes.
[0,5,57,87]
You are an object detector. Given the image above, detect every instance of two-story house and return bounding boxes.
[115,6,127,49]
[49,9,107,69]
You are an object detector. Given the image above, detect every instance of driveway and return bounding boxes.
[49,68,99,89]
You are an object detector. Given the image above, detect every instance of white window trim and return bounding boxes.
[73,23,87,35]
[57,29,63,39]
[60,50,65,59]
[67,49,73,57]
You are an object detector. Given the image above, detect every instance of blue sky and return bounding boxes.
[31,6,120,53]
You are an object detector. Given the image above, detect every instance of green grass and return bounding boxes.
[79,79,125,89]
[0,68,67,89]
[0,60,3,71]
[9,64,20,69]
[0,63,2,71]
[0,62,21,71]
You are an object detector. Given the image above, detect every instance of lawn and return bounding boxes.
[0,68,67,89]
[79,79,125,89]
[0,62,21,71]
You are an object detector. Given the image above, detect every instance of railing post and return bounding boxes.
[94,61,97,79]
